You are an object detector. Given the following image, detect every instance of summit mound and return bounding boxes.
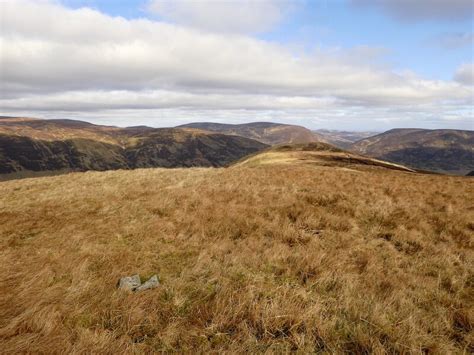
[234,142,416,173]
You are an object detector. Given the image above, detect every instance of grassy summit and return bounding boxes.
[0,147,473,353]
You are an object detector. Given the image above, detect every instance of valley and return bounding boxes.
[313,129,380,149]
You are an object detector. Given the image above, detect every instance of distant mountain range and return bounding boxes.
[1,117,472,177]
[0,117,267,177]
[350,128,474,175]
[179,122,325,145]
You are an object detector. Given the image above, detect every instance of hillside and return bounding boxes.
[234,142,416,173]
[1,147,472,353]
[350,128,474,175]
[314,129,379,149]
[0,117,267,177]
[179,122,325,145]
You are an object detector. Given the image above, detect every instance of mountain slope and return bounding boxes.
[124,129,268,168]
[350,129,474,175]
[179,122,325,145]
[0,135,127,174]
[0,117,267,176]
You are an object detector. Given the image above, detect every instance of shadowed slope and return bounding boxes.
[124,129,269,168]
[0,135,128,174]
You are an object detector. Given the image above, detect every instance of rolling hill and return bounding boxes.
[0,117,267,178]
[233,142,416,173]
[178,122,325,145]
[1,144,472,353]
[350,128,474,175]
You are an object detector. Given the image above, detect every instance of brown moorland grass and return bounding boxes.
[0,162,473,353]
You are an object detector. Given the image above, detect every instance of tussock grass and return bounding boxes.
[0,164,473,353]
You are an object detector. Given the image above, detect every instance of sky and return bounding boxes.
[0,0,473,130]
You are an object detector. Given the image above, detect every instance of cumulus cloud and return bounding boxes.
[146,0,294,34]
[352,0,473,22]
[0,0,472,130]
[454,63,474,85]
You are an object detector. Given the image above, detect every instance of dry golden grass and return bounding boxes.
[234,148,415,173]
[0,161,473,353]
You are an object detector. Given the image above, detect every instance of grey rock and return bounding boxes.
[118,274,141,291]
[135,275,159,292]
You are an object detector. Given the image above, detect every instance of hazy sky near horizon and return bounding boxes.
[1,0,473,130]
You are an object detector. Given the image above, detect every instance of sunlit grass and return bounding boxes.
[0,161,472,352]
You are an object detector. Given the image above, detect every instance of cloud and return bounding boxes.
[352,0,473,22]
[430,32,474,49]
[0,0,472,130]
[454,63,474,85]
[146,0,294,34]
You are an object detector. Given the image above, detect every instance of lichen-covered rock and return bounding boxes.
[118,274,141,291]
[135,275,159,292]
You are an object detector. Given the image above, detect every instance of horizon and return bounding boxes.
[1,0,473,131]
[3,114,474,133]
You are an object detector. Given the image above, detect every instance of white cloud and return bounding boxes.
[0,0,472,130]
[454,63,474,85]
[146,0,294,34]
[352,0,473,22]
